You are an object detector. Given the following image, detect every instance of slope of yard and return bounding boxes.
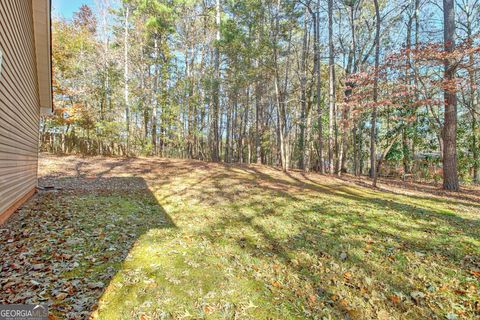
[1,154,479,319]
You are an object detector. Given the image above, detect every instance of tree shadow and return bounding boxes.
[335,174,480,210]
[194,168,479,318]
[0,175,175,319]
[177,163,479,318]
[255,167,480,241]
[22,155,480,318]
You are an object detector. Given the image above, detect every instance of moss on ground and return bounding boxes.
[5,156,475,319]
[80,162,480,319]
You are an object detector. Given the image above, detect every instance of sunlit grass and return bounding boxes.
[80,163,480,319]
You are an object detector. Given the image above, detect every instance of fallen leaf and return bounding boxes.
[87,282,104,289]
[3,282,16,290]
[410,291,425,303]
[32,264,45,270]
[446,313,458,320]
[389,294,401,304]
[56,292,68,300]
[203,305,214,314]
[377,310,390,320]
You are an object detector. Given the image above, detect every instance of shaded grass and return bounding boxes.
[0,176,175,319]
[60,192,172,278]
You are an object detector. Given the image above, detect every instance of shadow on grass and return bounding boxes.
[335,174,480,210]
[106,161,480,317]
[245,166,480,241]
[0,176,176,319]
[186,163,480,318]
[26,156,480,318]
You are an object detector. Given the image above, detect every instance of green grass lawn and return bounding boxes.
[80,159,480,319]
[4,156,479,319]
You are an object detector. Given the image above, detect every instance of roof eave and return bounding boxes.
[33,0,53,114]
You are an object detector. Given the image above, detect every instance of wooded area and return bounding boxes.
[2,2,480,317]
[44,0,480,191]
[2,154,479,318]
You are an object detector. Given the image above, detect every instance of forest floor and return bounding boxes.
[1,154,479,319]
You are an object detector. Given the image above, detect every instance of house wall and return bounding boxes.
[0,0,40,224]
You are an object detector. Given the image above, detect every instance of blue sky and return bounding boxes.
[52,0,97,19]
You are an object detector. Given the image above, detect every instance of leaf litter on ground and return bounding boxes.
[0,154,479,319]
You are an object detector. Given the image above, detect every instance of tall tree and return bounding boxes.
[315,0,323,173]
[299,4,310,171]
[371,0,380,186]
[45,0,480,188]
[123,2,130,154]
[212,0,221,162]
[328,0,336,174]
[442,0,459,190]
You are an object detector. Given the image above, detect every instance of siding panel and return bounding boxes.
[0,0,39,223]
[0,3,39,132]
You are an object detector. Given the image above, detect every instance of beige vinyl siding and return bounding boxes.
[0,0,40,217]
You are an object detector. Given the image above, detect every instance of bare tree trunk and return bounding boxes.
[328,0,335,174]
[255,57,263,164]
[348,2,358,176]
[225,94,232,163]
[315,0,323,173]
[233,97,239,161]
[186,37,196,159]
[463,7,480,183]
[275,72,286,171]
[305,101,312,171]
[411,0,420,173]
[359,121,364,174]
[473,116,479,183]
[211,0,221,162]
[123,4,130,154]
[152,37,159,155]
[442,0,459,191]
[471,62,479,183]
[353,124,358,175]
[403,14,413,175]
[299,7,309,171]
[282,30,293,171]
[245,87,251,164]
[371,0,380,187]
[140,52,148,142]
[339,3,356,176]
[273,0,290,172]
[99,0,110,121]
